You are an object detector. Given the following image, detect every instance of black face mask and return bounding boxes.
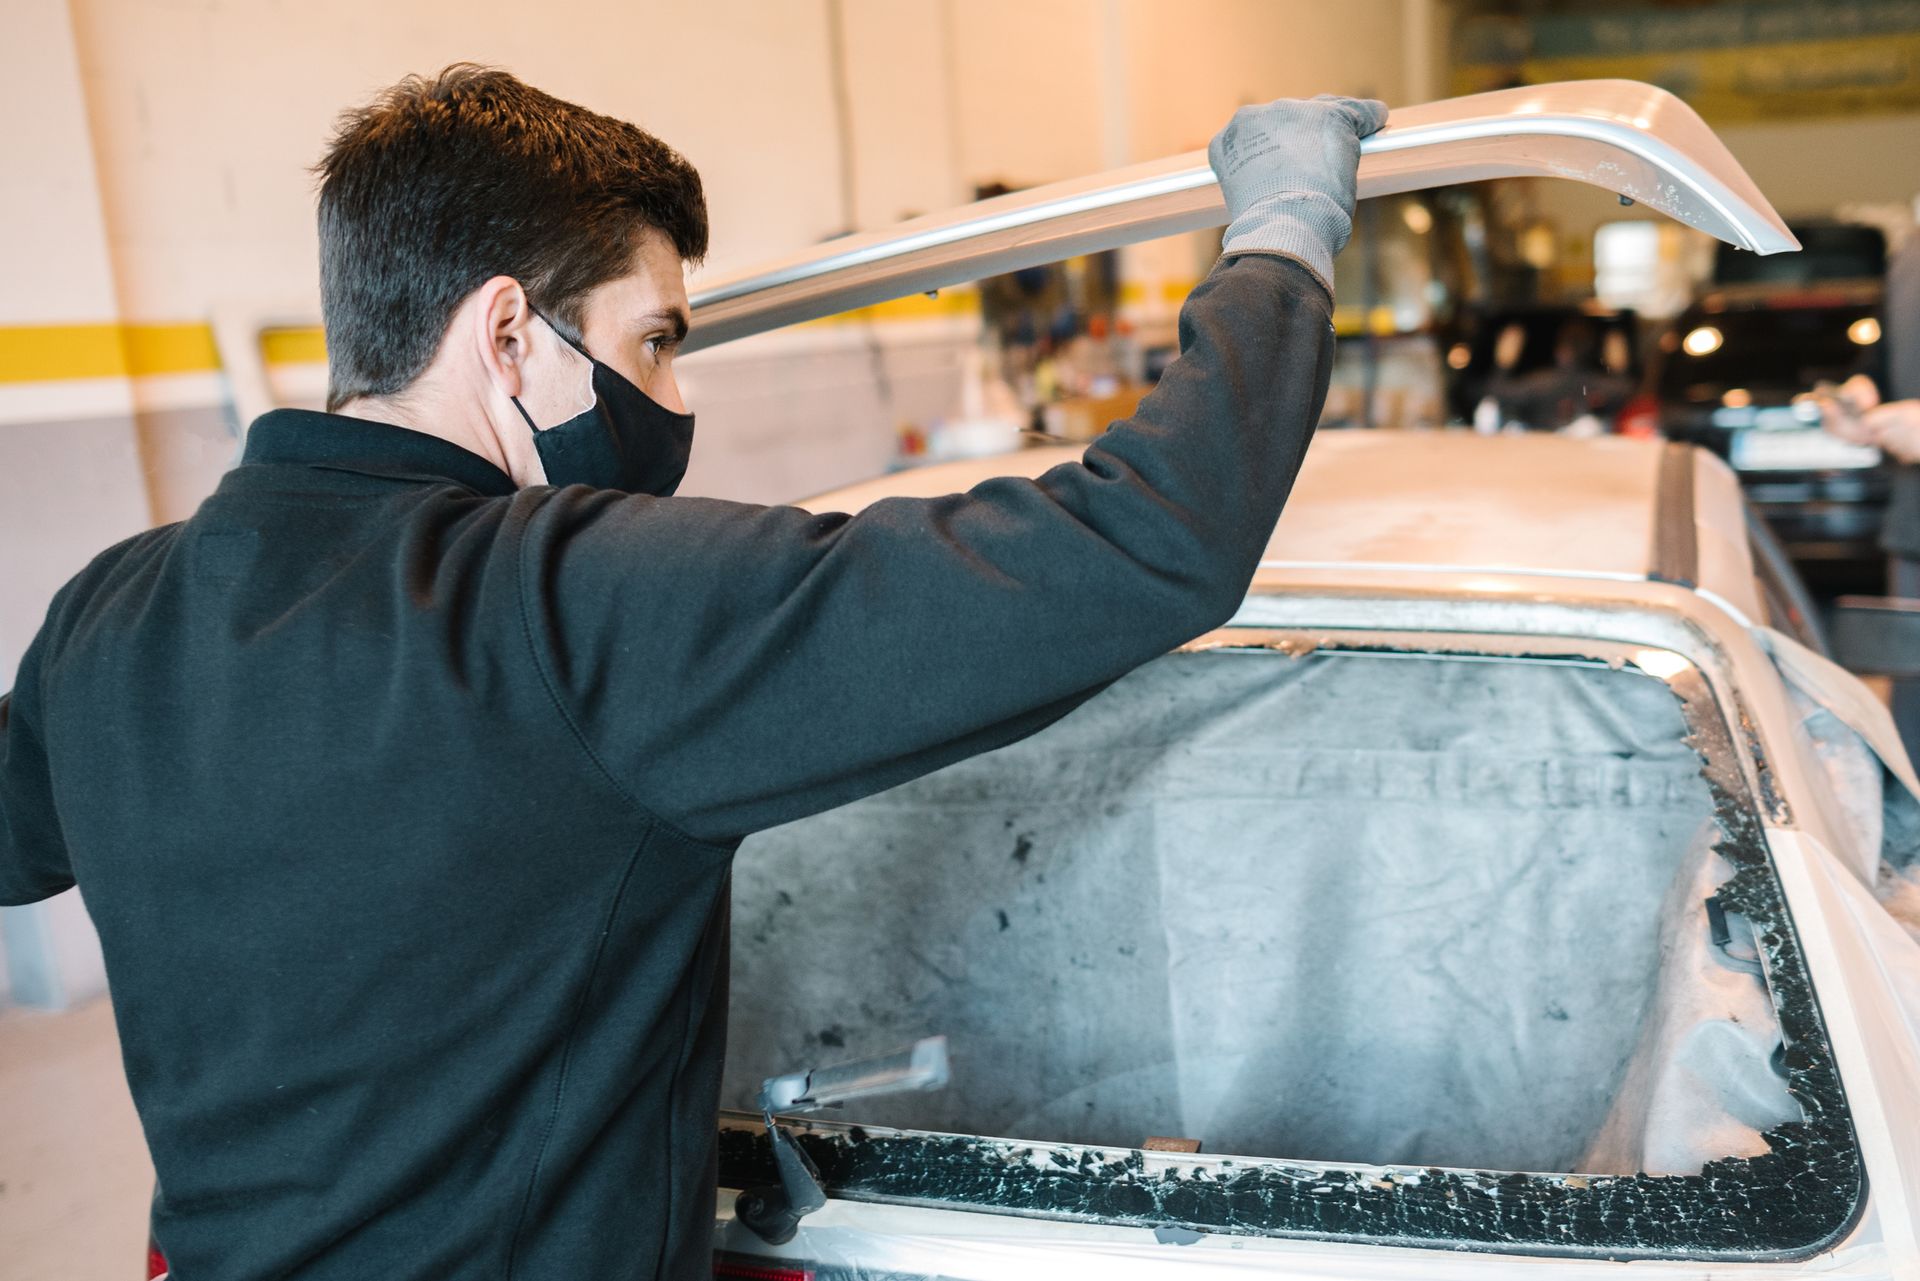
[510,310,695,496]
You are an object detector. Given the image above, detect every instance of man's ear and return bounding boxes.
[471,276,535,399]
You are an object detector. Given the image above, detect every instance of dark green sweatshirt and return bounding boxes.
[0,253,1333,1279]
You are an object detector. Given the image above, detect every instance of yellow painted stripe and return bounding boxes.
[0,291,989,387]
[1330,304,1405,338]
[0,322,223,384]
[123,323,222,377]
[260,326,328,366]
[0,324,130,383]
[1118,280,1198,306]
[801,285,981,326]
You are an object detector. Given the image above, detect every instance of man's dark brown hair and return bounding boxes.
[314,64,708,411]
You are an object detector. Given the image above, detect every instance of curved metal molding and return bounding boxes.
[686,79,1797,352]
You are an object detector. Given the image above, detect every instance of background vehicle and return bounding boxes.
[1643,283,1889,595]
[1443,303,1641,430]
[1636,224,1891,597]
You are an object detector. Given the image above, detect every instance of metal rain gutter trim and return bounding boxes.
[686,79,1799,351]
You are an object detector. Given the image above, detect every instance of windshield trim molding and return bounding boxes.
[685,80,1796,352]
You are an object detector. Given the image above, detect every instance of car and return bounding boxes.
[1442,302,1642,431]
[1638,279,1890,596]
[677,82,1920,1281]
[709,428,1920,1279]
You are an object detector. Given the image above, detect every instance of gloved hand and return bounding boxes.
[1208,95,1390,297]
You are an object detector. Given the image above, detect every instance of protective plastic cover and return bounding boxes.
[728,649,1793,1177]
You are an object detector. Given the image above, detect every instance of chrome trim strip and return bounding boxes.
[687,80,1798,351]
[1253,559,1650,583]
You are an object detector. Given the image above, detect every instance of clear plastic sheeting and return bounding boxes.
[1579,841,1800,1175]
[1773,657,1920,945]
[728,647,1793,1177]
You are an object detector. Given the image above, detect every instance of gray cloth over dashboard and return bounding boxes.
[728,650,1797,1176]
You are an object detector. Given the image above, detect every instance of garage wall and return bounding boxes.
[1718,114,1920,218]
[63,0,1428,310]
[1119,0,1416,161]
[66,0,851,307]
[5,0,1438,531]
[0,0,139,1012]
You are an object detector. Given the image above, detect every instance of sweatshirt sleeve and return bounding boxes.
[0,625,76,905]
[517,252,1335,844]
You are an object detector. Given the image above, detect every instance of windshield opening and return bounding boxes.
[721,642,1862,1257]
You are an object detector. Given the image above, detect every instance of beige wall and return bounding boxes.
[4,0,119,327]
[1120,0,1413,160]
[0,0,149,676]
[1719,114,1920,218]
[60,0,1434,321]
[66,0,851,310]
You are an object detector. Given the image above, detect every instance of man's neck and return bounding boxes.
[335,387,516,481]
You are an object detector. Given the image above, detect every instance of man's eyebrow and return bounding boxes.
[630,307,691,341]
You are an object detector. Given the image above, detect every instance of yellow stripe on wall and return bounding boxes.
[1117,281,1197,306]
[0,293,987,387]
[0,324,129,383]
[122,323,223,378]
[260,326,328,366]
[799,285,981,326]
[0,322,222,384]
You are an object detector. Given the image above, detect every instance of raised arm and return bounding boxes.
[518,96,1385,844]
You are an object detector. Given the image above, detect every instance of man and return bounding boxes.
[1,66,1382,1279]
[1821,228,1920,757]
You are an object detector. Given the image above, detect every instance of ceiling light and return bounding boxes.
[1682,325,1722,357]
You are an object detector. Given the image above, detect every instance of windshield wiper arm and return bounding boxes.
[735,1036,951,1245]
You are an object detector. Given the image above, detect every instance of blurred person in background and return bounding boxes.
[1821,227,1920,757]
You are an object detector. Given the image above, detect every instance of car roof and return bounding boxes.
[799,432,1759,607]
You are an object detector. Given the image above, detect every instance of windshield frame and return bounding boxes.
[717,627,1865,1261]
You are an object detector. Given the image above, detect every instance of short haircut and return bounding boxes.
[314,64,707,411]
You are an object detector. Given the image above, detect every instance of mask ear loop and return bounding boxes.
[509,394,541,434]
[527,304,592,360]
[511,304,590,433]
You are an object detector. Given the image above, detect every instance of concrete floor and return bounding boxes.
[0,997,154,1280]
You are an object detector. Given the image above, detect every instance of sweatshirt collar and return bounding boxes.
[240,409,518,498]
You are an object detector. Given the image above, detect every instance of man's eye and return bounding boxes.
[646,335,681,357]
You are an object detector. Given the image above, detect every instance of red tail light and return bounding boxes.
[1617,392,1662,438]
[714,1258,814,1281]
[146,1239,169,1279]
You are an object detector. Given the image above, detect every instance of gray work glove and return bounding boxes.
[1208,95,1390,298]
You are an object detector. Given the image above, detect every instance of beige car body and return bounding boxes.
[713,433,1920,1280]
